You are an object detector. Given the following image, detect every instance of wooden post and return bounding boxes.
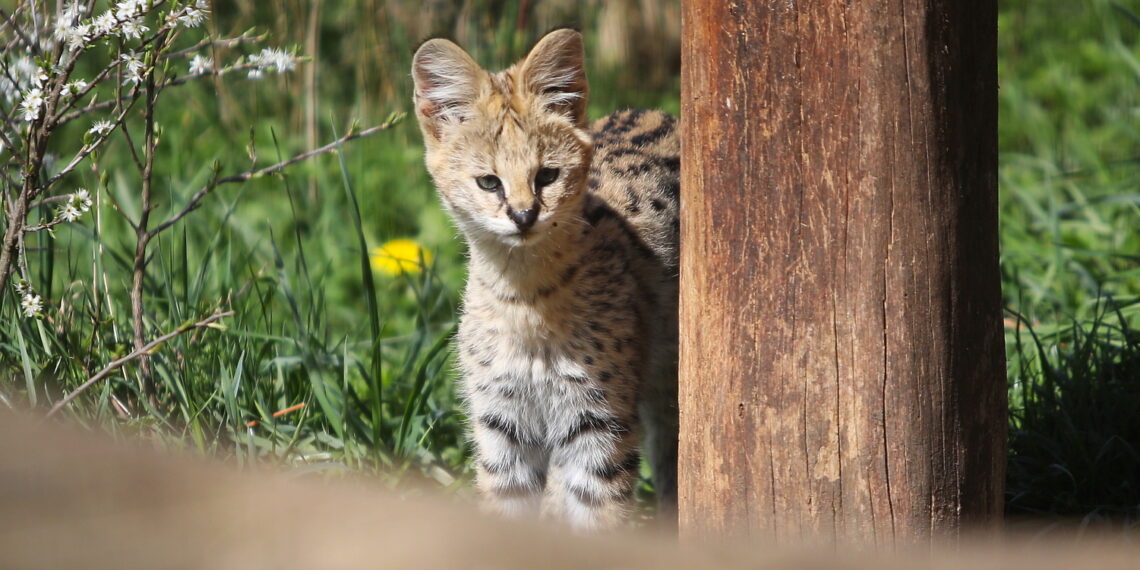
[678,0,1006,544]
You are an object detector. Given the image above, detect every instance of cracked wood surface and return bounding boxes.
[678,0,1005,544]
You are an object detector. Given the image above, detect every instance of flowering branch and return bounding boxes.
[41,103,136,192]
[1,0,395,416]
[0,8,38,58]
[55,56,298,126]
[50,56,134,124]
[0,0,295,302]
[54,31,267,126]
[166,30,266,59]
[23,189,93,233]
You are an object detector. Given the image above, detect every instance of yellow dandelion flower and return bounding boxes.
[371,239,432,276]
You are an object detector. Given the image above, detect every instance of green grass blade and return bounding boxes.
[333,120,388,449]
[396,323,455,456]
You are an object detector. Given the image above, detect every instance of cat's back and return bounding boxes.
[586,109,680,270]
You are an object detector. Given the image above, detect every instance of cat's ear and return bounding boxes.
[520,29,588,127]
[412,39,484,141]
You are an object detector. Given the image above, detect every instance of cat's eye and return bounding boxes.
[535,167,560,187]
[475,175,501,191]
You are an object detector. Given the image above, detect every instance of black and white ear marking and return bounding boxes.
[520,29,589,127]
[411,39,484,140]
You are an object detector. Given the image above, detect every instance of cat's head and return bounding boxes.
[412,29,592,248]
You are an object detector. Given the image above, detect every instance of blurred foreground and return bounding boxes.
[3,413,1139,569]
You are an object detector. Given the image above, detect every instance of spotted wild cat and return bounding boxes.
[411,29,678,531]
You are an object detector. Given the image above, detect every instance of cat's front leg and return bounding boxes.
[467,379,549,519]
[543,383,641,531]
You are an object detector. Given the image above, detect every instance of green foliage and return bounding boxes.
[1,0,1138,522]
[1007,301,1140,521]
[0,1,678,489]
[1000,0,1140,522]
[999,0,1140,328]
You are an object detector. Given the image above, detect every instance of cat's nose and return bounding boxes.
[508,205,539,232]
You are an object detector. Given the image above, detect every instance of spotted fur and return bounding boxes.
[412,29,678,531]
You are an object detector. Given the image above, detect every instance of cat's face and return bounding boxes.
[412,30,592,248]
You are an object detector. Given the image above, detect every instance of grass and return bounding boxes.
[1,0,1138,523]
[1006,302,1140,523]
[999,1,1140,328]
[0,1,680,492]
[1000,0,1140,522]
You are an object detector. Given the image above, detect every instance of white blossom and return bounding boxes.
[189,54,213,75]
[59,203,83,222]
[92,12,118,36]
[57,189,93,223]
[63,2,86,21]
[66,80,89,96]
[247,47,296,78]
[52,2,92,52]
[20,293,43,318]
[19,88,44,122]
[89,120,114,136]
[64,22,91,51]
[176,1,208,28]
[53,20,69,41]
[53,2,87,40]
[121,53,145,84]
[118,18,148,40]
[73,188,93,209]
[0,56,38,104]
[268,49,297,73]
[115,0,147,21]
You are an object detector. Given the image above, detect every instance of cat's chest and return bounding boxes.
[458,275,639,387]
[462,293,588,368]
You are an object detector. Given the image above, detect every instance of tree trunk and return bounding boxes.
[678,0,1006,545]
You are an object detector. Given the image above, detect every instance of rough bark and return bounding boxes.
[678,0,1005,545]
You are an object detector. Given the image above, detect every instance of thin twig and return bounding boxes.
[0,7,38,58]
[132,30,168,408]
[45,310,234,418]
[23,219,67,233]
[38,103,135,192]
[50,57,128,125]
[149,119,401,236]
[57,61,298,126]
[166,31,265,59]
[54,31,269,126]
[28,194,74,209]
